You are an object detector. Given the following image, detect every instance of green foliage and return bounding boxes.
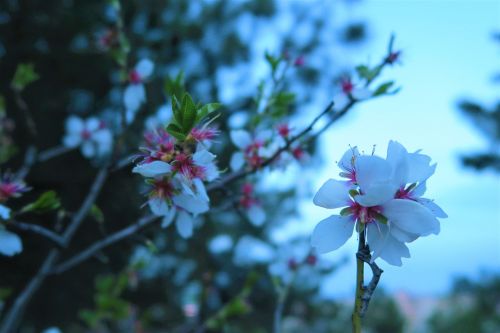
[79,271,132,328]
[20,191,61,214]
[373,81,399,97]
[89,204,104,223]
[164,71,186,101]
[427,275,500,333]
[167,92,221,141]
[11,63,39,91]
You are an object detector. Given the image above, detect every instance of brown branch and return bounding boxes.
[356,243,383,318]
[8,220,65,248]
[50,214,159,275]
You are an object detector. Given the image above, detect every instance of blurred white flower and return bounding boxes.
[124,58,154,123]
[233,235,274,266]
[63,116,113,158]
[0,227,22,257]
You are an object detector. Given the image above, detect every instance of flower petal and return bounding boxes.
[124,84,146,112]
[86,117,100,132]
[333,93,349,111]
[81,141,95,158]
[386,140,409,187]
[352,87,372,100]
[246,205,266,226]
[382,199,440,236]
[132,161,172,178]
[148,197,170,216]
[230,152,245,171]
[0,204,11,220]
[311,215,354,254]
[0,229,23,256]
[407,153,436,183]
[367,223,409,266]
[355,181,396,207]
[176,210,194,238]
[230,130,252,149]
[417,198,448,218]
[66,116,84,134]
[338,146,360,172]
[355,155,393,191]
[161,207,176,228]
[313,179,351,209]
[135,58,154,79]
[173,194,209,215]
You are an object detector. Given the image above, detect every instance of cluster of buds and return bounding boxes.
[133,126,219,238]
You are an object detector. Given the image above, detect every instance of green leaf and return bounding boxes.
[373,81,395,96]
[265,51,281,73]
[355,65,377,81]
[349,189,359,198]
[181,93,196,132]
[11,63,39,91]
[166,123,186,141]
[21,191,61,214]
[89,205,104,223]
[340,207,353,216]
[164,71,185,100]
[196,103,221,124]
[0,287,12,301]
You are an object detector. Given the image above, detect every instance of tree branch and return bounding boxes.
[357,245,383,317]
[50,214,159,275]
[8,220,65,248]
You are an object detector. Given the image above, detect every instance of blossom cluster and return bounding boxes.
[132,126,219,238]
[311,141,447,266]
[0,173,29,256]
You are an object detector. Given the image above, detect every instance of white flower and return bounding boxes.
[229,129,275,171]
[311,142,447,266]
[123,59,154,123]
[0,227,22,256]
[41,327,62,333]
[63,116,113,158]
[332,78,371,111]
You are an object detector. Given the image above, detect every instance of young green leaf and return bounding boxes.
[21,191,61,214]
[11,63,39,91]
[373,81,395,96]
[196,103,221,123]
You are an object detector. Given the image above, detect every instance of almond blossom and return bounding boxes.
[132,128,219,238]
[332,77,371,111]
[238,183,265,226]
[123,59,154,123]
[63,116,113,158]
[0,174,29,256]
[311,141,447,266]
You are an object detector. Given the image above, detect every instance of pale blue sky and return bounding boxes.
[271,0,500,296]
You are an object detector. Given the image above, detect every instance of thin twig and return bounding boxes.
[0,167,109,333]
[357,246,383,317]
[8,220,65,248]
[51,214,159,275]
[37,145,75,163]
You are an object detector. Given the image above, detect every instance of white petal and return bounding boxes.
[246,205,266,226]
[161,208,176,228]
[313,179,351,209]
[126,109,137,124]
[386,140,409,187]
[193,149,215,166]
[355,181,396,207]
[367,223,409,266]
[203,163,219,181]
[148,197,170,216]
[333,93,349,110]
[407,153,436,183]
[230,152,245,171]
[0,204,11,220]
[41,327,62,333]
[383,199,440,236]
[176,211,194,238]
[0,229,23,256]
[338,146,360,172]
[233,236,275,266]
[311,215,354,253]
[65,116,84,134]
[63,134,82,148]
[157,104,172,123]
[124,84,145,112]
[230,130,252,149]
[132,161,172,178]
[85,117,100,132]
[352,87,372,100]
[355,155,393,191]
[193,178,209,202]
[173,194,209,215]
[412,181,427,197]
[255,129,272,142]
[389,224,419,243]
[81,141,95,158]
[417,198,448,218]
[135,58,154,79]
[93,130,113,156]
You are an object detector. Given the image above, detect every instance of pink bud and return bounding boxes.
[294,55,305,67]
[129,70,142,84]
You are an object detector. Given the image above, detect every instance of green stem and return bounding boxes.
[352,230,366,333]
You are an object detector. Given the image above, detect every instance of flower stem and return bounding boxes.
[352,230,366,333]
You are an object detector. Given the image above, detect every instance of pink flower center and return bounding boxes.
[81,129,92,140]
[277,124,290,138]
[173,153,205,179]
[350,202,382,224]
[244,141,264,168]
[129,70,142,84]
[341,78,354,94]
[152,179,174,199]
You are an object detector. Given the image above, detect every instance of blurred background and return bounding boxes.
[0,0,498,332]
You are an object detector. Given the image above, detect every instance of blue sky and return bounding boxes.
[276,0,500,296]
